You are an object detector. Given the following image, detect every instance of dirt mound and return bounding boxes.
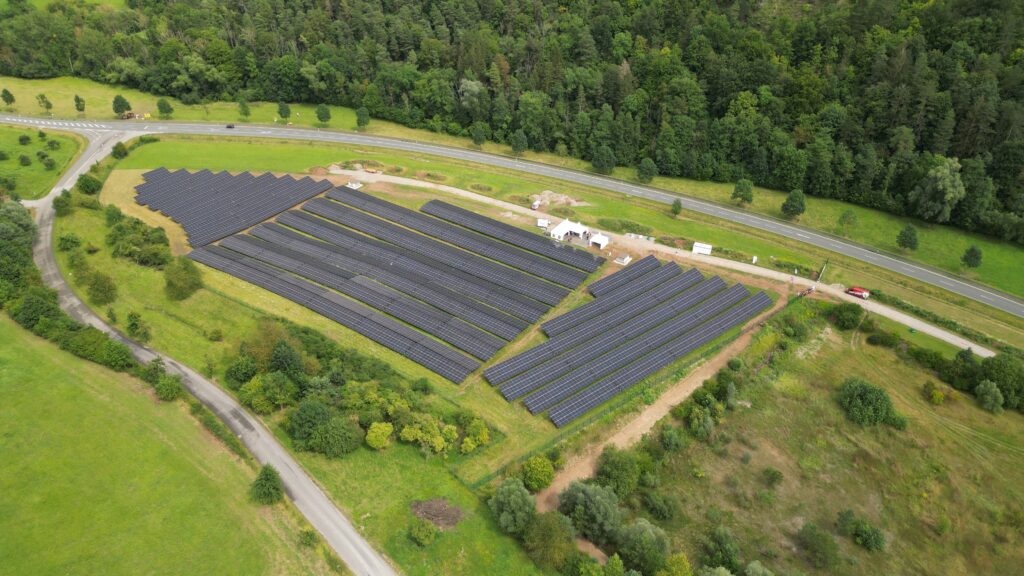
[411,499,463,530]
[532,190,589,207]
[309,166,328,176]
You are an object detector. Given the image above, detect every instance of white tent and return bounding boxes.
[590,232,610,249]
[536,218,550,228]
[549,219,589,241]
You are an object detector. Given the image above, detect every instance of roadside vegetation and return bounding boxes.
[518,299,1024,575]
[0,316,331,576]
[3,73,1022,302]
[0,123,80,200]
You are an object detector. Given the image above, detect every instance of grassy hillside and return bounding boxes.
[1,75,1020,299]
[0,124,80,199]
[651,307,1024,575]
[0,317,330,576]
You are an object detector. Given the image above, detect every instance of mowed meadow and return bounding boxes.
[0,317,332,576]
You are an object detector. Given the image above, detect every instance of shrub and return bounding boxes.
[732,179,754,205]
[298,529,318,548]
[86,272,118,305]
[18,154,30,166]
[56,233,81,251]
[155,374,184,401]
[660,424,686,452]
[866,331,899,348]
[896,224,918,250]
[489,477,536,536]
[308,417,364,458]
[762,467,784,488]
[47,139,60,150]
[701,525,742,573]
[975,380,1004,414]
[781,189,806,218]
[250,465,284,505]
[837,510,885,552]
[797,522,839,569]
[76,173,102,195]
[104,204,123,226]
[138,357,166,385]
[830,302,864,330]
[289,398,332,449]
[42,157,56,170]
[523,512,576,570]
[961,245,982,268]
[616,518,670,575]
[521,455,555,492]
[727,358,743,371]
[365,421,394,449]
[0,150,7,161]
[643,492,676,521]
[558,481,621,546]
[836,377,904,428]
[239,371,298,414]
[595,446,643,498]
[409,517,438,547]
[18,134,30,145]
[125,311,150,342]
[225,355,258,389]
[164,256,203,300]
[206,327,223,342]
[637,157,657,183]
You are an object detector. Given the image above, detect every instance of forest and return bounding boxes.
[1,0,1023,244]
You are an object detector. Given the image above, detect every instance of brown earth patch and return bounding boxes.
[411,499,464,530]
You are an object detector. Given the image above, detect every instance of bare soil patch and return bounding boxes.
[532,190,589,207]
[411,499,464,530]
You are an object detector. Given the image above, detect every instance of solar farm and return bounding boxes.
[135,169,770,426]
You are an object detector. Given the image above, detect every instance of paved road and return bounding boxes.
[6,113,1022,319]
[23,129,397,576]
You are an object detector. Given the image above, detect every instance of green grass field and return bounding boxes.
[0,124,80,199]
[652,310,1024,575]
[2,74,1021,299]
[0,317,330,576]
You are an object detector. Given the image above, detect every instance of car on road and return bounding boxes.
[226,124,235,129]
[846,286,870,300]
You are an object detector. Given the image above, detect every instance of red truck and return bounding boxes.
[845,286,870,300]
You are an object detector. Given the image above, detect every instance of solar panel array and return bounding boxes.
[485,258,772,426]
[420,200,605,272]
[132,175,612,383]
[586,255,661,297]
[136,168,332,247]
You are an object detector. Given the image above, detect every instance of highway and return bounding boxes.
[5,113,1022,319]
[22,127,398,576]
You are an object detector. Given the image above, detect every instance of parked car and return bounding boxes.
[845,286,870,300]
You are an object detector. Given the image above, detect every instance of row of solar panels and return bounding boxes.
[485,257,771,426]
[136,169,332,247]
[327,188,591,288]
[189,245,479,383]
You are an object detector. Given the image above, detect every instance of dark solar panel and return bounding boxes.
[419,200,604,272]
[586,255,661,297]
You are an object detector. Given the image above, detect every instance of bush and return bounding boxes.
[56,233,81,251]
[796,522,839,569]
[409,517,438,547]
[866,331,900,348]
[558,481,621,546]
[489,477,536,536]
[616,518,669,575]
[138,357,166,385]
[837,510,885,552]
[523,512,576,571]
[365,421,394,449]
[125,311,150,342]
[76,173,102,195]
[727,358,743,371]
[308,417,363,458]
[298,529,318,548]
[701,525,741,573]
[288,398,332,449]
[830,302,864,330]
[762,467,784,488]
[18,134,30,145]
[47,139,60,150]
[595,446,643,498]
[836,377,904,428]
[164,256,204,300]
[643,492,676,521]
[111,142,128,159]
[250,465,284,505]
[86,272,118,305]
[18,154,30,166]
[660,424,686,452]
[975,379,1004,414]
[225,355,258,389]
[521,455,555,492]
[155,373,184,401]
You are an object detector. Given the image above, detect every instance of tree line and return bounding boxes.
[1,0,1023,244]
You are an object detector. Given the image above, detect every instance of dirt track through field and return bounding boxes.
[534,294,788,512]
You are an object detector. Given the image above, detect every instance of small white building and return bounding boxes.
[692,242,713,255]
[549,219,590,241]
[590,232,610,249]
[614,254,633,265]
[346,181,364,190]
[536,218,550,228]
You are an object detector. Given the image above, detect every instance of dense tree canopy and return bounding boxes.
[3,1,1024,243]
